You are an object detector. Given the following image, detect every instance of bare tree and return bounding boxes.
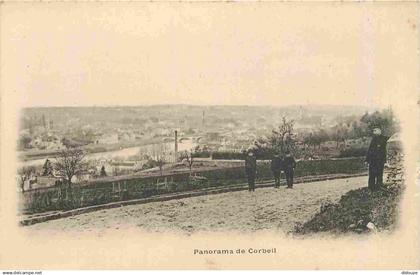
[17,166,36,192]
[330,124,348,148]
[271,116,295,153]
[54,148,86,184]
[253,116,296,156]
[53,149,87,206]
[113,166,121,176]
[155,158,165,176]
[149,143,167,176]
[183,150,194,174]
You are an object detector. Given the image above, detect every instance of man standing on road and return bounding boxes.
[245,151,257,192]
[366,127,390,191]
[283,150,296,189]
[271,153,283,188]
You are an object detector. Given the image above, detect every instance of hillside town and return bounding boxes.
[17,105,398,192]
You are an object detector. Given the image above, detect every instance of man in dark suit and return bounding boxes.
[366,127,390,191]
[271,153,283,188]
[283,150,296,189]
[245,151,257,192]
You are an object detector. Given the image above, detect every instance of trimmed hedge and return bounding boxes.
[20,158,367,214]
[191,151,211,158]
[212,151,245,160]
[338,147,368,158]
[211,151,277,160]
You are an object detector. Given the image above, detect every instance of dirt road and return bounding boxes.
[27,176,368,235]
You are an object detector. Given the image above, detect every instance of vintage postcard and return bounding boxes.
[0,1,419,270]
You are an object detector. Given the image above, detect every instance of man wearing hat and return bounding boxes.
[270,152,283,188]
[245,151,257,192]
[366,126,390,191]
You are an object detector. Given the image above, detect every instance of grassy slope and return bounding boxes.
[294,153,404,235]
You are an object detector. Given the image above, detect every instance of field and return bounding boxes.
[26,176,368,235]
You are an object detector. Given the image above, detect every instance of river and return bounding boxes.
[19,139,197,168]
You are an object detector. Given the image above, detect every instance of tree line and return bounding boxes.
[251,108,398,158]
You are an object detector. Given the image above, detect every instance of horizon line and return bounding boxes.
[21,103,378,109]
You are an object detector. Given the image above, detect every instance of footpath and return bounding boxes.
[20,172,367,226]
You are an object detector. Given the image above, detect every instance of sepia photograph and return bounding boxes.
[17,105,402,236]
[0,1,419,271]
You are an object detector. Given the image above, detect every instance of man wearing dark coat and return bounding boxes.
[245,151,257,192]
[271,153,283,188]
[283,150,296,189]
[366,127,390,191]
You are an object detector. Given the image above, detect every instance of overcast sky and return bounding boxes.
[1,3,417,108]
